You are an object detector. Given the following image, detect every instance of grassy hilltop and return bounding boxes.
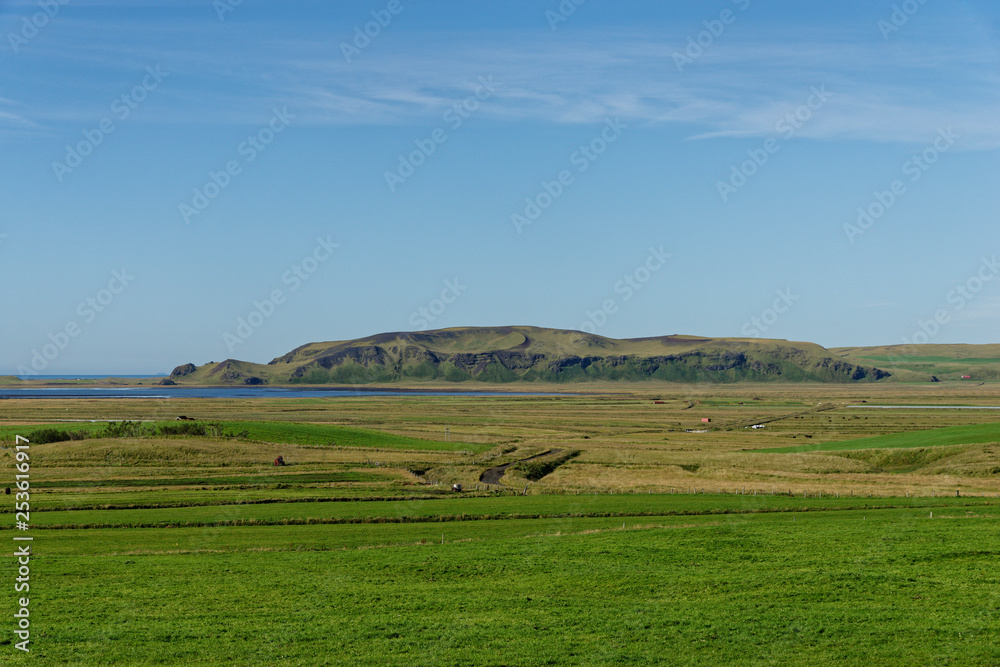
[169,326,892,385]
[833,343,1000,382]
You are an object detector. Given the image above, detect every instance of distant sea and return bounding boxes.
[15,375,167,380]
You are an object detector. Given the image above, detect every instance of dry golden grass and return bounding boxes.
[25,437,457,467]
[5,382,1000,497]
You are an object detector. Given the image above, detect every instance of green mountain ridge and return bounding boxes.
[167,326,897,385]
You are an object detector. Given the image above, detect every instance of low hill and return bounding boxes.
[831,344,1000,382]
[170,326,892,385]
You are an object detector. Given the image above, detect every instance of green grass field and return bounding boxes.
[7,500,1000,665]
[856,355,1000,364]
[11,493,986,529]
[0,420,490,453]
[4,388,1000,663]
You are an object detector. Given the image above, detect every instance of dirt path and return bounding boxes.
[479,449,564,486]
[712,402,840,431]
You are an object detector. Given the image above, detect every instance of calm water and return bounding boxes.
[0,386,566,399]
[18,375,167,379]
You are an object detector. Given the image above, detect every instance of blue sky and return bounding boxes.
[2,0,999,375]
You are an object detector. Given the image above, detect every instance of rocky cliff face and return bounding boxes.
[170,363,197,378]
[172,326,893,384]
[275,335,890,384]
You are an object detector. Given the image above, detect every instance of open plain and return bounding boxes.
[3,381,1000,664]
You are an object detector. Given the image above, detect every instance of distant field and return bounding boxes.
[857,355,1000,364]
[0,420,490,453]
[829,344,1000,382]
[699,399,807,407]
[216,420,489,453]
[4,388,1000,664]
[764,422,1000,453]
[0,422,107,440]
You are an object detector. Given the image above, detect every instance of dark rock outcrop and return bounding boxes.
[170,363,197,378]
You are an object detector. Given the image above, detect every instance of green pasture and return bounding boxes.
[6,500,999,665]
[857,355,1000,364]
[5,390,1000,664]
[0,422,107,441]
[0,420,489,453]
[9,492,993,530]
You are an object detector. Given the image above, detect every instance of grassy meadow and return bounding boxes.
[3,383,1000,663]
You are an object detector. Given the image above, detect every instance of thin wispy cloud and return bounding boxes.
[5,16,1000,147]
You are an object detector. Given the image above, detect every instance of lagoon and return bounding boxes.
[0,386,566,399]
